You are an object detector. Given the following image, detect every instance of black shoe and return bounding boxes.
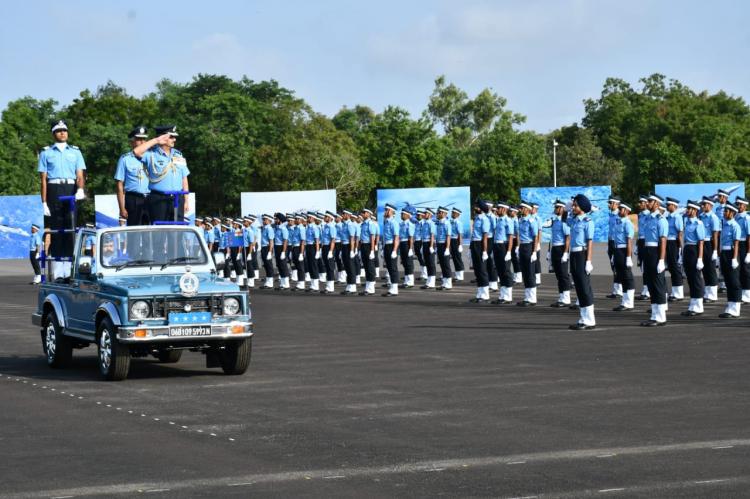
[719,313,739,319]
[680,310,701,317]
[516,301,535,307]
[668,296,683,302]
[605,293,618,299]
[569,323,595,330]
[550,302,568,308]
[340,290,356,295]
[469,297,488,303]
[704,298,717,303]
[569,304,580,310]
[381,283,389,288]
[640,320,665,327]
[381,292,397,297]
[260,285,273,290]
[718,288,726,294]
[636,295,650,301]
[421,285,435,290]
[358,291,375,296]
[612,305,633,311]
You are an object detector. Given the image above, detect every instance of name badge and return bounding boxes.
[173,157,187,166]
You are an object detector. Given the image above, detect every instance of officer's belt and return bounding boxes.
[644,242,659,247]
[667,237,678,240]
[47,178,75,184]
[552,243,565,247]
[125,191,148,197]
[570,246,585,252]
[721,246,733,250]
[616,244,628,249]
[684,243,697,246]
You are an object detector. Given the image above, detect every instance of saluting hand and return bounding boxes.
[155,133,172,145]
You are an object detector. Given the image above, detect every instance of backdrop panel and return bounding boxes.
[376,187,471,241]
[95,194,196,228]
[520,186,611,243]
[655,182,745,205]
[0,195,44,259]
[241,189,336,216]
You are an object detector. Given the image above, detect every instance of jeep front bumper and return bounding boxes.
[116,321,253,343]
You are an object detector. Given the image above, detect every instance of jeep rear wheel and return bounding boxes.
[97,317,130,381]
[42,310,72,368]
[219,338,252,375]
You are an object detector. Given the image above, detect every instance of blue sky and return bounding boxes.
[1,0,748,132]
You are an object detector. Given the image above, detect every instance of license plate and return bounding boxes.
[169,325,211,337]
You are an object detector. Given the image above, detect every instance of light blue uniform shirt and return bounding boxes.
[340,221,353,243]
[683,217,705,244]
[205,228,215,245]
[737,212,749,239]
[113,152,150,194]
[421,219,436,241]
[399,219,415,240]
[493,215,511,243]
[569,214,595,248]
[352,222,361,240]
[38,143,86,179]
[273,223,288,245]
[30,231,42,251]
[487,213,498,240]
[335,222,343,242]
[551,216,571,246]
[637,210,650,239]
[288,225,301,246]
[243,226,255,246]
[360,220,377,243]
[140,146,189,193]
[667,211,684,239]
[436,218,451,242]
[612,216,634,246]
[721,218,742,248]
[382,217,399,244]
[218,230,228,250]
[517,215,539,244]
[414,219,424,241]
[450,217,462,239]
[321,221,336,245]
[471,214,490,241]
[213,225,221,243]
[608,210,618,241]
[306,224,320,245]
[699,211,721,240]
[642,212,669,243]
[261,225,274,246]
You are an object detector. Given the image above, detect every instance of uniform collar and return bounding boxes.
[53,142,68,151]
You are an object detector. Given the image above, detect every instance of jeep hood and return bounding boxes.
[99,274,239,297]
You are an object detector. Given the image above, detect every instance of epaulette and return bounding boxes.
[584,216,591,222]
[69,145,80,150]
[42,146,50,150]
[172,148,183,156]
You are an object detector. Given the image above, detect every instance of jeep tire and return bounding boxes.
[42,310,72,368]
[219,338,252,375]
[156,349,183,363]
[97,317,130,381]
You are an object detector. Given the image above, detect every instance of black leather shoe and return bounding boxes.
[636,295,650,301]
[612,305,633,311]
[718,288,726,294]
[381,292,397,297]
[668,296,683,302]
[340,290,356,295]
[680,310,702,317]
[718,313,739,319]
[469,297,488,303]
[704,298,717,303]
[605,293,618,299]
[358,291,374,296]
[640,320,665,327]
[569,304,580,310]
[550,302,568,308]
[516,301,535,307]
[568,323,595,330]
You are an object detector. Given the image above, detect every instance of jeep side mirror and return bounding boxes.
[78,256,93,276]
[212,252,225,271]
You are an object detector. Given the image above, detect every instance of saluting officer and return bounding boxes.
[381,204,400,296]
[611,202,636,311]
[321,211,338,294]
[516,201,540,306]
[450,208,465,281]
[734,197,750,303]
[435,206,453,290]
[259,214,275,289]
[359,209,378,295]
[606,196,623,299]
[719,202,742,318]
[398,208,416,288]
[469,200,492,303]
[420,208,438,289]
[568,195,596,330]
[492,202,515,304]
[665,197,685,301]
[680,200,706,316]
[640,194,669,327]
[699,197,721,302]
[635,195,651,300]
[115,126,150,228]
[38,120,86,277]
[549,199,572,308]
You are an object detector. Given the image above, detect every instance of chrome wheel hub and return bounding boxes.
[99,329,112,371]
[45,324,56,361]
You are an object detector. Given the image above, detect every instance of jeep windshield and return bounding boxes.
[99,229,208,269]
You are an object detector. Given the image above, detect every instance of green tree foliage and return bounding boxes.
[550,125,625,190]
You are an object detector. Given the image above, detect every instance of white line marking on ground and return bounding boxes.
[597,454,616,458]
[227,483,254,487]
[695,479,729,484]
[598,488,625,493]
[323,475,346,479]
[507,461,526,465]
[712,445,734,449]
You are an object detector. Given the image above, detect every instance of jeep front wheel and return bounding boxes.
[42,310,72,368]
[218,338,252,375]
[97,317,130,381]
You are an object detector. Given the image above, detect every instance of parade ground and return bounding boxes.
[1,255,750,498]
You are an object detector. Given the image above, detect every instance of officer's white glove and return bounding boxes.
[482,251,488,261]
[429,246,435,254]
[43,202,51,217]
[369,251,375,260]
[626,256,633,267]
[408,248,414,257]
[504,251,512,262]
[315,250,321,259]
[514,247,519,258]
[391,250,397,259]
[74,188,85,201]
[265,251,272,261]
[280,252,286,260]
[561,252,569,263]
[327,250,334,259]
[745,253,750,265]
[458,245,463,253]
[530,251,537,262]
[443,247,450,256]
[247,254,252,262]
[585,260,593,274]
[349,250,356,258]
[677,254,683,266]
[298,253,304,261]
[657,259,665,273]
[610,256,615,266]
[712,250,718,262]
[732,258,739,269]
[696,258,704,270]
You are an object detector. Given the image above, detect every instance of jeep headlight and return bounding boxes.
[129,300,150,320]
[222,297,240,316]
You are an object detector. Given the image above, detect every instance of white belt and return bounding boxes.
[645,242,658,247]
[552,243,564,247]
[722,246,732,250]
[47,178,75,184]
[667,237,677,241]
[616,244,628,249]
[570,246,585,252]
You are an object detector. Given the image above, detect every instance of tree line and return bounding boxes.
[1,73,748,222]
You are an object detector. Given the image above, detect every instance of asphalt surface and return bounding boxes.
[1,253,750,498]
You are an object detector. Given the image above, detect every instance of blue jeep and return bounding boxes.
[31,225,253,380]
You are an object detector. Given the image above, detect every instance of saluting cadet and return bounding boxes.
[38,119,86,278]
[339,210,357,295]
[419,208,438,289]
[414,209,427,281]
[635,195,651,300]
[549,199,572,308]
[304,212,322,292]
[734,197,750,303]
[469,200,492,303]
[611,202,636,311]
[492,202,515,304]
[516,201,540,306]
[530,202,543,285]
[606,196,622,299]
[321,211,338,294]
[509,206,522,283]
[450,208,465,281]
[115,126,150,228]
[358,209,378,295]
[381,204,401,296]
[719,202,742,318]
[664,197,685,301]
[700,197,721,302]
[639,194,669,327]
[398,208,416,288]
[568,195,596,330]
[29,224,42,284]
[260,214,275,289]
[335,213,346,283]
[435,206,453,290]
[680,200,706,316]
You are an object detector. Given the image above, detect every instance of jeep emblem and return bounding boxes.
[179,271,199,297]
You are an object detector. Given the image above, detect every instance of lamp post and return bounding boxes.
[552,139,558,187]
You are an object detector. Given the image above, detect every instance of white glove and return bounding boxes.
[546,251,551,262]
[696,258,704,270]
[585,260,593,274]
[514,247,519,258]
[745,253,750,265]
[530,251,537,262]
[265,251,272,261]
[280,252,286,260]
[315,250,321,259]
[43,202,51,217]
[657,259,665,273]
[429,246,435,254]
[504,251,511,262]
[561,252,569,263]
[482,251,488,261]
[732,258,739,269]
[712,250,718,262]
[626,256,633,267]
[369,251,375,260]
[391,250,397,259]
[327,250,333,259]
[408,248,414,257]
[74,188,85,201]
[298,253,304,262]
[349,250,356,258]
[458,245,463,253]
[677,254,683,266]
[610,256,615,266]
[443,247,450,256]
